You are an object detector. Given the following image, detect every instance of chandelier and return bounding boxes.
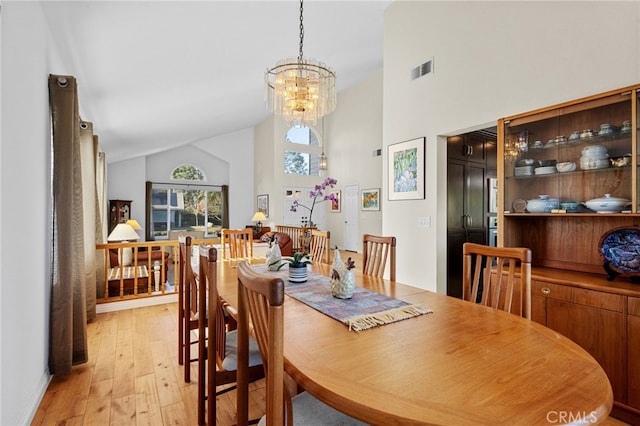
[265,0,336,127]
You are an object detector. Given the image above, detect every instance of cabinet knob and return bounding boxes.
[541,287,551,295]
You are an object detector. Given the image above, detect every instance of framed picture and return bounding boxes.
[388,137,425,201]
[330,190,341,212]
[361,188,380,211]
[257,194,269,218]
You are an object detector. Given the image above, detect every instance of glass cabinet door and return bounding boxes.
[503,90,634,215]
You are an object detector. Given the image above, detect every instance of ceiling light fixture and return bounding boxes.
[265,0,336,127]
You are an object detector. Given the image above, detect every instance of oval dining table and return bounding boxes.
[219,260,613,425]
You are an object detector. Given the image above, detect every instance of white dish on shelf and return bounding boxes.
[534,166,557,175]
[556,162,576,173]
[515,166,534,176]
[527,195,560,213]
[580,157,610,170]
[583,194,631,213]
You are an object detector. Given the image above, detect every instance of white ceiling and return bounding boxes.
[41,1,391,162]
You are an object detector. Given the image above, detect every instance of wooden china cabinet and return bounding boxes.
[108,200,132,234]
[498,84,640,422]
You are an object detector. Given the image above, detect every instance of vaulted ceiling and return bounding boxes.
[41,1,391,162]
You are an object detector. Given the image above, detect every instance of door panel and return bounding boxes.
[343,184,359,252]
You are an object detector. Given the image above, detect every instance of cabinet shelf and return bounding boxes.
[504,212,640,217]
[506,165,631,180]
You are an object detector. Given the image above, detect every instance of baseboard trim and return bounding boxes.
[96,293,178,313]
[22,369,51,425]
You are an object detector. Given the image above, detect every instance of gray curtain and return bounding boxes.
[48,74,99,374]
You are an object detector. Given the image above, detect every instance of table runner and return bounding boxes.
[250,265,432,332]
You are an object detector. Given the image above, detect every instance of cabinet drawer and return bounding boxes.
[532,280,624,312]
[629,297,640,317]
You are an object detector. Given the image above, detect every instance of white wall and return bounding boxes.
[383,1,640,292]
[1,3,52,424]
[325,71,384,248]
[193,128,254,228]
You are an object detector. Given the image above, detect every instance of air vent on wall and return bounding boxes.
[410,57,434,80]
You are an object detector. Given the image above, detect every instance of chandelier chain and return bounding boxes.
[298,0,304,61]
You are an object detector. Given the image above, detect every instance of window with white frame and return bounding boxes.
[284,126,323,176]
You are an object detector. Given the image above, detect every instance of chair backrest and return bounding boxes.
[179,236,198,320]
[199,244,223,426]
[309,229,330,263]
[177,235,189,365]
[462,242,532,319]
[237,261,286,426]
[221,228,253,260]
[362,234,396,281]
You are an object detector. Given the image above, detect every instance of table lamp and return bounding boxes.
[108,223,140,266]
[251,211,267,233]
[126,219,143,240]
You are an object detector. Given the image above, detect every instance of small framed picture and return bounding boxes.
[257,194,269,217]
[330,190,341,212]
[361,188,380,211]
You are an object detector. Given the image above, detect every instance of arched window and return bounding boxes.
[171,164,205,181]
[284,126,323,176]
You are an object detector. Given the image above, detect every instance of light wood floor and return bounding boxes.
[32,302,267,425]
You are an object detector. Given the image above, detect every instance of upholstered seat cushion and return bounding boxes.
[221,329,263,371]
[258,391,368,425]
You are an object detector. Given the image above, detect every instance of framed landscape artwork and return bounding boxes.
[330,191,341,212]
[388,137,425,201]
[257,194,269,217]
[361,188,380,211]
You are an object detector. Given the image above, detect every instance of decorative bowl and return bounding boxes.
[581,145,608,156]
[527,195,560,213]
[583,194,631,213]
[516,158,536,166]
[560,201,580,212]
[580,157,610,170]
[556,161,576,173]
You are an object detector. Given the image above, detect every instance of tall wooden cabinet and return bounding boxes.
[498,84,640,422]
[447,133,495,298]
[108,200,132,234]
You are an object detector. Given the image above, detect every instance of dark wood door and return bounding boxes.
[447,159,487,298]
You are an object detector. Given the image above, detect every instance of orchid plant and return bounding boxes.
[290,177,337,227]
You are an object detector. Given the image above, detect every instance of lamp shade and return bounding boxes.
[108,223,140,242]
[252,211,267,222]
[126,219,142,230]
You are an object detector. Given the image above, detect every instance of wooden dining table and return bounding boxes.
[217,259,613,425]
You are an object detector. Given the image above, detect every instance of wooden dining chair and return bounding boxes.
[221,228,254,260]
[362,234,396,281]
[462,242,532,319]
[198,246,264,425]
[236,261,366,426]
[308,229,330,263]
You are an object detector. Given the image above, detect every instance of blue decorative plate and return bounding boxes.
[599,226,640,281]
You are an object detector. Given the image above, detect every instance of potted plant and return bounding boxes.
[273,252,312,283]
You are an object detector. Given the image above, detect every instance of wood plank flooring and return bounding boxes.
[32,302,266,425]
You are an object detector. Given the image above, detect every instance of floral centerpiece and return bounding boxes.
[290,177,337,227]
